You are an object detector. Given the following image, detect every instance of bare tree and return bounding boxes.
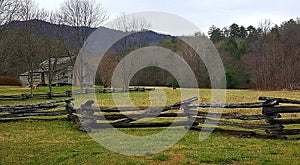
[111,13,151,32]
[59,0,108,46]
[38,12,64,95]
[0,0,31,76]
[0,0,23,25]
[39,37,68,97]
[35,8,49,21]
[19,0,39,21]
[103,13,151,90]
[58,0,108,92]
[0,0,23,66]
[38,11,63,96]
[258,19,273,36]
[18,0,41,95]
[59,0,107,27]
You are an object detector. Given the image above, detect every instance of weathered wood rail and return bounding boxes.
[0,87,155,100]
[1,96,299,139]
[67,96,300,139]
[0,99,74,122]
[70,87,155,95]
[66,97,198,132]
[0,92,72,100]
[183,97,300,139]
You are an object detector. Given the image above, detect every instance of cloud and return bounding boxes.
[35,0,299,34]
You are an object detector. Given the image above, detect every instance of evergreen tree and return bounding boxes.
[208,25,224,43]
[229,23,240,38]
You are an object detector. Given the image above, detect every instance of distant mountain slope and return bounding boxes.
[2,19,174,51]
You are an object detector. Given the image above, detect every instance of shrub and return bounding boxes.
[0,76,22,86]
[153,154,170,161]
[226,68,239,89]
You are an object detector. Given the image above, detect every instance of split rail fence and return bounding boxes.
[0,99,73,122]
[0,96,299,139]
[0,87,155,100]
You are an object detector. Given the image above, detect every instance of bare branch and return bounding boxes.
[109,13,151,32]
[0,0,23,25]
[59,0,108,28]
[258,19,273,35]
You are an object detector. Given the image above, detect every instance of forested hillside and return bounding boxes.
[0,17,299,89]
[124,19,300,90]
[207,19,300,89]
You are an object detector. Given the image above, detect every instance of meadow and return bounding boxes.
[0,86,300,164]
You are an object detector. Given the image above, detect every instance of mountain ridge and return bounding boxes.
[2,19,174,51]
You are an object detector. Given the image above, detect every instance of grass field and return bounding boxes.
[1,86,300,164]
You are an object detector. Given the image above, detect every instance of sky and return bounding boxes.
[34,0,299,35]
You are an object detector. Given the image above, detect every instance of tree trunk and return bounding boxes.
[30,64,33,96]
[48,83,53,99]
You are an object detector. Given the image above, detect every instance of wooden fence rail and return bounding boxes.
[70,87,155,95]
[0,92,72,100]
[67,96,300,139]
[186,97,300,139]
[0,99,74,122]
[1,96,299,139]
[0,87,155,101]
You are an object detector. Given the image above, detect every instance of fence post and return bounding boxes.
[65,99,77,122]
[262,100,285,139]
[76,100,96,132]
[47,92,52,99]
[65,90,72,97]
[183,105,198,130]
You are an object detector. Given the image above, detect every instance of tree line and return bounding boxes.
[0,0,299,90]
[0,0,108,94]
[116,19,300,90]
[207,19,300,90]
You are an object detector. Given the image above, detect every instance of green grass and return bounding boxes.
[0,86,300,164]
[0,86,72,105]
[153,154,170,161]
[0,85,71,95]
[1,121,300,164]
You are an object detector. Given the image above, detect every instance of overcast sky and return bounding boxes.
[35,0,299,35]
